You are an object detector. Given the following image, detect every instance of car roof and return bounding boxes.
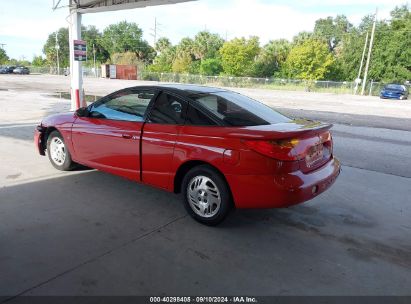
[129,84,228,96]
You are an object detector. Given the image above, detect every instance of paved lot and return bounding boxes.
[0,75,410,297]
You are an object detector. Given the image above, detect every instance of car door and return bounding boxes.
[71,88,156,181]
[142,91,188,189]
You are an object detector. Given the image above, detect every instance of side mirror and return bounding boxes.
[75,107,89,117]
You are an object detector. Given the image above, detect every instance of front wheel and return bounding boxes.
[182,165,232,226]
[46,131,77,171]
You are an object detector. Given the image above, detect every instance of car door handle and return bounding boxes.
[122,134,132,139]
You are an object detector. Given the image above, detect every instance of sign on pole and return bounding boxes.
[73,40,87,62]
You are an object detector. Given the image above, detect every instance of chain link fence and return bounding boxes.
[27,67,408,97]
[28,66,102,78]
[139,71,357,95]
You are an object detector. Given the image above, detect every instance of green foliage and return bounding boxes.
[336,4,411,82]
[101,21,154,62]
[111,52,142,65]
[172,53,193,73]
[292,31,313,45]
[0,48,9,64]
[42,26,109,68]
[31,55,47,67]
[284,38,335,80]
[192,31,224,60]
[314,15,353,51]
[82,25,109,65]
[171,38,195,73]
[43,27,70,67]
[251,39,291,77]
[199,58,223,75]
[220,37,260,76]
[39,5,410,83]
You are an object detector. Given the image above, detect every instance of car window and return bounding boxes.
[148,92,187,125]
[90,90,155,122]
[385,84,406,91]
[185,104,217,126]
[192,92,291,126]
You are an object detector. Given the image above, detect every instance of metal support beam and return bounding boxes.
[68,10,85,110]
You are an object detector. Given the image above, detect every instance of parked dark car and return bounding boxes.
[13,67,30,75]
[0,67,8,74]
[2,66,16,73]
[380,84,409,100]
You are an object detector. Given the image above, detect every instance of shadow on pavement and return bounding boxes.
[1,169,410,297]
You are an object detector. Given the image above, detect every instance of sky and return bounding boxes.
[0,0,408,61]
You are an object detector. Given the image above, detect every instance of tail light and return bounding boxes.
[245,131,333,162]
[244,138,304,161]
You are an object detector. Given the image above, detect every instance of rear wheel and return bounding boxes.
[46,131,77,171]
[182,165,232,226]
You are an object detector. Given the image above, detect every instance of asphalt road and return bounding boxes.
[0,76,410,298]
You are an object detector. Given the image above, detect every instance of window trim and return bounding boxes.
[88,88,159,122]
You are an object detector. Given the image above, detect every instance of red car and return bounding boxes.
[34,85,341,225]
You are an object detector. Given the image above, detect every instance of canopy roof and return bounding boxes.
[54,0,194,13]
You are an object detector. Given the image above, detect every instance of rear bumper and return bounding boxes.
[226,157,341,209]
[34,129,45,156]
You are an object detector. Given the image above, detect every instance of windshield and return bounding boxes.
[385,84,406,91]
[192,91,291,127]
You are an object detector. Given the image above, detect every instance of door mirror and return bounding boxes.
[75,107,89,117]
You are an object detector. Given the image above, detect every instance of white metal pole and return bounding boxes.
[93,43,97,77]
[361,9,377,96]
[69,10,84,110]
[55,32,60,75]
[354,32,369,95]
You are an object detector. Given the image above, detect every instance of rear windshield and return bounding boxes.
[385,84,406,91]
[192,91,291,126]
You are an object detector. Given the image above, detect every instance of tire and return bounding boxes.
[46,130,77,171]
[181,165,232,226]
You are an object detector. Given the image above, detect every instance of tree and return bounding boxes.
[32,55,47,67]
[292,31,313,45]
[220,37,260,76]
[200,58,223,75]
[283,38,335,80]
[0,48,9,65]
[101,21,154,62]
[192,31,224,61]
[251,39,291,77]
[149,38,176,72]
[43,27,70,68]
[335,5,411,83]
[155,37,172,53]
[82,25,109,65]
[172,38,195,73]
[314,15,352,51]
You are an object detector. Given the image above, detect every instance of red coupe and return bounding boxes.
[34,85,341,225]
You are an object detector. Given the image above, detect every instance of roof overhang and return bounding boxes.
[67,0,195,13]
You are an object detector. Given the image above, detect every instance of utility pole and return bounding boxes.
[150,17,162,46]
[354,31,369,95]
[93,43,97,77]
[55,32,60,75]
[0,43,6,49]
[361,9,377,96]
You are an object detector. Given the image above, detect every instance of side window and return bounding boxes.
[185,105,217,126]
[148,92,187,125]
[90,90,155,122]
